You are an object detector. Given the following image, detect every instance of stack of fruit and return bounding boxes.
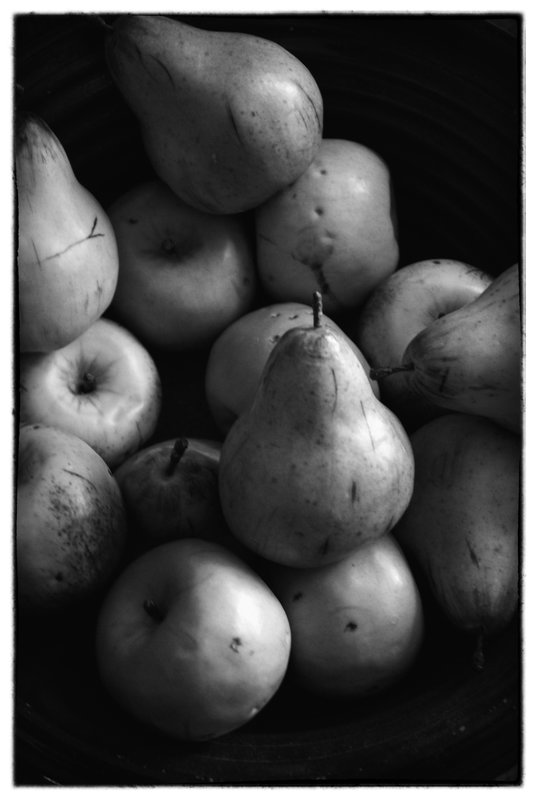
[15,14,521,747]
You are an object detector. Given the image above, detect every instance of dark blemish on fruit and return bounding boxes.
[293,530,305,538]
[315,207,324,216]
[292,592,303,602]
[319,537,330,555]
[230,636,243,653]
[320,169,327,175]
[269,334,281,344]
[345,621,358,632]
[438,368,450,394]
[433,260,441,264]
[466,539,480,567]
[128,218,138,224]
[351,481,357,503]
[289,314,299,320]
[55,572,63,582]
[143,598,165,622]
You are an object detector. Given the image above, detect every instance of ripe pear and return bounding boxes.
[374,264,521,432]
[105,14,323,214]
[218,294,415,568]
[16,113,119,353]
[394,413,520,663]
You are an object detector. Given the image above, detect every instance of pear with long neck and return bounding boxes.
[105,14,323,215]
[16,113,118,352]
[218,294,415,568]
[394,413,520,666]
[376,264,521,433]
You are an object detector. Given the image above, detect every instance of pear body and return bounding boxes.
[402,264,521,432]
[16,114,119,352]
[219,318,414,567]
[105,15,323,214]
[394,413,520,637]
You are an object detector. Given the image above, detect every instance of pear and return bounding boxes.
[373,264,521,432]
[393,413,520,665]
[16,113,119,353]
[218,294,415,568]
[104,14,323,214]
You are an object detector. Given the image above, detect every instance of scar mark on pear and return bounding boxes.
[33,217,105,266]
[466,539,480,567]
[360,401,376,451]
[150,54,175,86]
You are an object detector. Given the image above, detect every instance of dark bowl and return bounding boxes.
[14,12,522,786]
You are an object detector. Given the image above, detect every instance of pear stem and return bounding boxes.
[369,363,414,381]
[472,629,486,671]
[166,437,189,476]
[313,291,323,328]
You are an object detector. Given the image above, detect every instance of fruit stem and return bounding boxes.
[472,628,486,671]
[166,437,189,476]
[77,371,97,394]
[313,291,323,328]
[369,363,414,381]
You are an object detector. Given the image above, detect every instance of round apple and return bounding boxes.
[265,535,424,697]
[107,179,258,351]
[255,138,399,317]
[16,113,119,353]
[349,258,493,430]
[16,423,127,615]
[95,538,291,741]
[205,300,379,434]
[114,436,229,551]
[19,317,162,470]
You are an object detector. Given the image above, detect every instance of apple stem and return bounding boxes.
[77,371,97,394]
[369,363,414,381]
[472,628,486,671]
[166,437,189,476]
[313,291,323,328]
[143,599,165,623]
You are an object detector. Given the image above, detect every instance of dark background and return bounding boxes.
[13,12,522,787]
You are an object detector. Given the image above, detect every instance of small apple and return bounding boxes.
[95,538,291,741]
[114,436,226,551]
[16,423,127,615]
[19,317,162,470]
[265,535,424,697]
[107,179,258,351]
[16,113,119,353]
[349,259,493,430]
[255,138,399,317]
[205,300,379,434]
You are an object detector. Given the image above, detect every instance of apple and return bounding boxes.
[114,436,227,551]
[255,138,399,317]
[16,423,127,615]
[107,179,258,351]
[95,538,291,741]
[265,535,424,697]
[19,317,162,470]
[348,258,493,430]
[205,300,380,434]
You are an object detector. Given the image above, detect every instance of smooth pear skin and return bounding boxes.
[16,114,119,352]
[394,413,520,637]
[402,264,521,432]
[219,315,415,568]
[105,15,323,214]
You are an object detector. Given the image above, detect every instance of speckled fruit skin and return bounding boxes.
[105,15,323,214]
[16,423,127,615]
[265,534,424,697]
[205,300,379,435]
[394,413,520,637]
[95,538,291,741]
[255,139,399,316]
